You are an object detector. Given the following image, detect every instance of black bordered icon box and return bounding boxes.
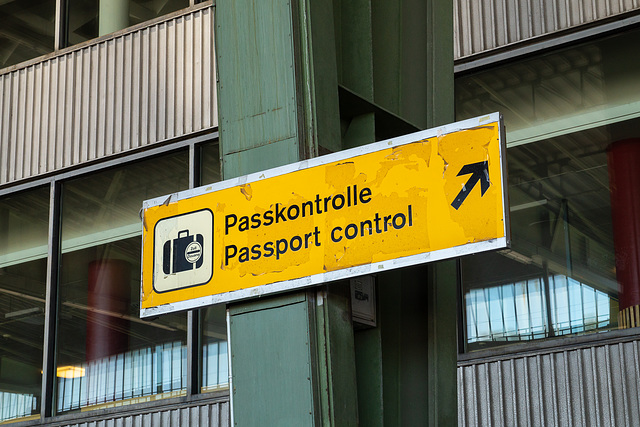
[153,209,213,293]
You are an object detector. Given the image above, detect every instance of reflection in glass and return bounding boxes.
[200,142,221,186]
[0,187,49,422]
[200,305,228,392]
[465,272,614,348]
[0,0,55,69]
[56,152,189,413]
[453,30,640,350]
[460,126,619,351]
[456,28,640,147]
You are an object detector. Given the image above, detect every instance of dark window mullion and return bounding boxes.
[186,143,202,396]
[41,180,62,418]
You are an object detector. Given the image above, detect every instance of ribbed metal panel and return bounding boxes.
[0,6,217,186]
[454,0,640,59]
[46,399,229,427]
[458,339,640,426]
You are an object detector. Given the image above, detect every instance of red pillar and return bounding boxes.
[608,139,640,328]
[86,259,131,361]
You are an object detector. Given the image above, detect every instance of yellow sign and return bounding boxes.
[140,113,508,316]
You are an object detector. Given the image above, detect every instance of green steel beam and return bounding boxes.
[313,284,359,426]
[216,0,300,177]
[297,0,342,154]
[216,0,455,423]
[342,0,456,425]
[217,0,356,425]
[427,260,459,426]
[228,293,316,426]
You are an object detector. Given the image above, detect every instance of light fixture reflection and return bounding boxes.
[57,366,85,378]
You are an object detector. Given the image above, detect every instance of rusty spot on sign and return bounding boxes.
[240,184,253,201]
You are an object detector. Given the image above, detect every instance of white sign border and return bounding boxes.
[140,112,509,318]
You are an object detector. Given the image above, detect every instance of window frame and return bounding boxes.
[0,130,225,423]
[0,0,213,74]
[453,21,640,361]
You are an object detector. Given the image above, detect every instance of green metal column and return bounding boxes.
[360,262,457,427]
[99,0,129,36]
[216,0,301,176]
[216,0,356,425]
[216,0,455,423]
[427,261,458,425]
[338,0,456,424]
[226,293,316,426]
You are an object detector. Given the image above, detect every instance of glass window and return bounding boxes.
[55,151,190,413]
[66,0,190,46]
[200,305,229,392]
[0,0,196,68]
[0,0,56,69]
[456,29,640,351]
[201,141,221,186]
[0,187,49,423]
[456,30,640,148]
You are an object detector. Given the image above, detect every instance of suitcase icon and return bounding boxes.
[163,230,204,274]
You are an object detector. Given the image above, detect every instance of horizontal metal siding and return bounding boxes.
[458,339,640,426]
[47,399,230,427]
[0,6,217,186]
[454,0,640,59]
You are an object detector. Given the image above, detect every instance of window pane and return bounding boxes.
[200,305,229,392]
[0,186,49,422]
[455,29,640,350]
[67,0,190,46]
[128,0,189,25]
[55,152,189,413]
[460,125,619,351]
[456,29,640,148]
[200,142,221,185]
[0,0,55,69]
[66,0,99,46]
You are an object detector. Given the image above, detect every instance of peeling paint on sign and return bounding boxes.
[140,113,509,317]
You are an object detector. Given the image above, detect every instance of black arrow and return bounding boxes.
[451,161,489,210]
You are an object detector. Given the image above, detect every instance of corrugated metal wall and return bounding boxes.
[0,5,217,186]
[454,0,640,59]
[458,338,640,426]
[45,399,230,427]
